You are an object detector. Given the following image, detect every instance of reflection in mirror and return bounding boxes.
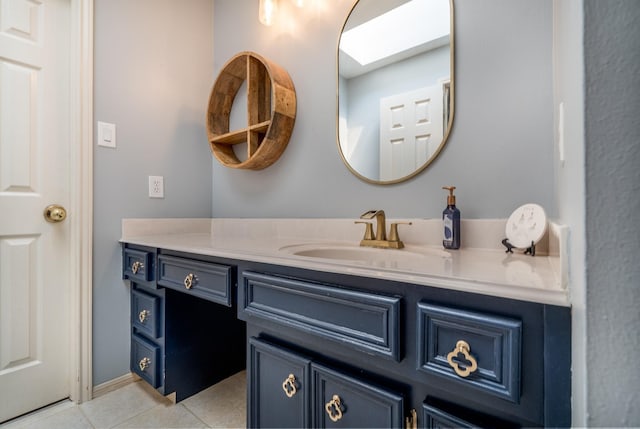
[338,0,454,184]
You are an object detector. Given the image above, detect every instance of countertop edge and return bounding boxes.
[119,228,570,308]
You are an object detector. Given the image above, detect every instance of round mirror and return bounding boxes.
[337,0,454,184]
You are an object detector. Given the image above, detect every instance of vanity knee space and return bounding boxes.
[122,244,246,402]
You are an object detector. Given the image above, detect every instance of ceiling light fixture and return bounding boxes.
[259,0,278,26]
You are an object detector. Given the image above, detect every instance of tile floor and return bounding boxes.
[1,371,246,429]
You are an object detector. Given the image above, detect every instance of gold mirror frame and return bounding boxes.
[336,0,455,185]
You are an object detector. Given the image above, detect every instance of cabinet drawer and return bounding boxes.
[131,334,162,388]
[158,255,233,306]
[249,337,312,428]
[311,362,404,428]
[417,303,522,403]
[131,289,161,339]
[422,404,475,428]
[242,271,401,361]
[123,248,153,282]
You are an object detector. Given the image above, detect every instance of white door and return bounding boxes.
[0,0,72,422]
[379,84,444,181]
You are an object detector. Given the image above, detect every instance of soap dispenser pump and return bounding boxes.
[442,186,460,249]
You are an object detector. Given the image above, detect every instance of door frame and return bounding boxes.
[68,0,93,404]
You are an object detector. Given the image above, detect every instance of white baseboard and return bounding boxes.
[92,372,139,399]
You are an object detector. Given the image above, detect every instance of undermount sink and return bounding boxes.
[278,243,450,268]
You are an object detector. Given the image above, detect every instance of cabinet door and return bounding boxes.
[311,363,404,428]
[131,334,162,389]
[131,288,162,339]
[249,338,311,428]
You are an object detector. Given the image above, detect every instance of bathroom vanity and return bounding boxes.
[121,218,571,428]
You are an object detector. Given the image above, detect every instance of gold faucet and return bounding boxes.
[357,210,411,249]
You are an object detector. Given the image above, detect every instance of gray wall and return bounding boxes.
[211,0,556,219]
[93,0,213,384]
[583,0,640,425]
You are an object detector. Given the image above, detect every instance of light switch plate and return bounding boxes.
[97,121,116,148]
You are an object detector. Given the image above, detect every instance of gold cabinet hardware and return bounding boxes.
[43,204,67,223]
[405,408,418,429]
[282,374,297,398]
[325,394,343,422]
[131,261,143,275]
[446,340,478,378]
[184,273,196,289]
[138,357,151,371]
[138,309,150,323]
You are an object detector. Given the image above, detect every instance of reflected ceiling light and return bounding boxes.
[259,0,278,26]
[340,0,450,66]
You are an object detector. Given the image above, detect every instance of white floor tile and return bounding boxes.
[181,371,246,429]
[80,381,169,428]
[113,403,206,428]
[4,406,93,429]
[2,372,247,429]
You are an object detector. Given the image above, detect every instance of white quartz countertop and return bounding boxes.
[120,218,570,307]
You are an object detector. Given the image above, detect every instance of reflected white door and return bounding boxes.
[0,0,71,422]
[379,84,444,181]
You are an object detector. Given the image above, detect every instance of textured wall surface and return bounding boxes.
[584,0,640,426]
[93,0,213,384]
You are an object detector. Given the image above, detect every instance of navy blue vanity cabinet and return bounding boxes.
[248,337,312,428]
[122,245,156,287]
[130,283,165,389]
[158,254,234,306]
[248,336,405,428]
[416,303,522,404]
[238,261,571,429]
[122,244,246,402]
[311,362,405,428]
[240,268,408,428]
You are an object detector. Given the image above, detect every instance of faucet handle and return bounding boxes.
[355,221,375,240]
[389,222,412,243]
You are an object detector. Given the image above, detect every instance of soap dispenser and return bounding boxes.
[442,186,460,249]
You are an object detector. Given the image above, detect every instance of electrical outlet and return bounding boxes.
[148,176,164,198]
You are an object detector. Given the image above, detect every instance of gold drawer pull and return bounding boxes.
[325,394,343,422]
[138,357,151,371]
[131,261,143,274]
[138,309,150,323]
[446,340,478,378]
[184,273,196,289]
[406,409,418,429]
[282,374,297,398]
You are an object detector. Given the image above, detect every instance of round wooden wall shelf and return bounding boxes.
[206,51,297,170]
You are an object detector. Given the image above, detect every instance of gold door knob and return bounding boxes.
[282,374,297,398]
[446,340,478,378]
[131,261,144,274]
[184,273,196,289]
[43,204,67,223]
[138,309,150,323]
[325,395,343,422]
[139,357,151,371]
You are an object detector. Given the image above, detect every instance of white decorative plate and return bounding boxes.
[505,203,548,249]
